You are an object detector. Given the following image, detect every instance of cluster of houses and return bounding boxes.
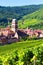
[0,19,19,44]
[0,19,43,44]
[23,28,43,38]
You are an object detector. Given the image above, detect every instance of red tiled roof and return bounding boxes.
[0,28,15,37]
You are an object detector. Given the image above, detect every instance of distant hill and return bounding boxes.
[18,8,43,29]
[0,5,42,20]
[0,4,43,28]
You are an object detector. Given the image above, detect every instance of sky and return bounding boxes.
[0,0,43,6]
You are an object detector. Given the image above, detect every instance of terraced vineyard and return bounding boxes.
[0,39,43,65]
[18,8,43,29]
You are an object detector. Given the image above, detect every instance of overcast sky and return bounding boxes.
[0,0,43,6]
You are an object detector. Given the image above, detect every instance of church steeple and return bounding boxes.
[11,19,18,33]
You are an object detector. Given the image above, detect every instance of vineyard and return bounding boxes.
[0,39,43,65]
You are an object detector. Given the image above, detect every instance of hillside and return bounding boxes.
[0,5,43,27]
[0,5,41,19]
[18,8,43,29]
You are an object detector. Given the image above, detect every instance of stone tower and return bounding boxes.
[11,19,18,33]
[11,19,18,39]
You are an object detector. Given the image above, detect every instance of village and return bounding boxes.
[0,19,43,44]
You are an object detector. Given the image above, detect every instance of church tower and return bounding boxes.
[11,19,18,39]
[11,19,18,33]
